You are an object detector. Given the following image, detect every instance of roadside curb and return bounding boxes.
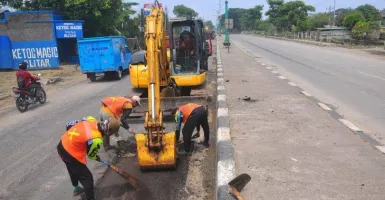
[233,41,385,155]
[215,38,237,200]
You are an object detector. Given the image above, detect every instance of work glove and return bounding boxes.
[96,155,101,162]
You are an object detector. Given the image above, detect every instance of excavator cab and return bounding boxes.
[169,18,207,89]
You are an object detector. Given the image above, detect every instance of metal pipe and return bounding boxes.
[151,84,156,120]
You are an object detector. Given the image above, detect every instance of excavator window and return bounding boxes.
[172,24,198,74]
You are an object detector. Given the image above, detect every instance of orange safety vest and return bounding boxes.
[101,96,132,118]
[61,120,102,164]
[179,103,201,123]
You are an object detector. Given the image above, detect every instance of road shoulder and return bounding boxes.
[219,38,385,199]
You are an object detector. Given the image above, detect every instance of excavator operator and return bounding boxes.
[178,31,196,56]
[172,103,210,156]
[99,96,141,150]
[57,117,120,200]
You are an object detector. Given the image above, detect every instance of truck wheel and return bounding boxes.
[115,69,122,80]
[89,73,97,82]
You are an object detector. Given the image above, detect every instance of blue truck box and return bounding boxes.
[77,36,132,81]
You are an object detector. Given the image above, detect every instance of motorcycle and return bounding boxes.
[13,73,47,113]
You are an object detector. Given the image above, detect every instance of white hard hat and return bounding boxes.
[132,95,141,107]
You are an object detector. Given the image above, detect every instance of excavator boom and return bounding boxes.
[135,1,177,170]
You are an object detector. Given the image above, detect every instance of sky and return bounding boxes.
[132,0,385,23]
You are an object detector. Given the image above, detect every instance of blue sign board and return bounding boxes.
[11,41,60,69]
[55,22,83,39]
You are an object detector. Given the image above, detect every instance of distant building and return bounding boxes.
[0,10,83,70]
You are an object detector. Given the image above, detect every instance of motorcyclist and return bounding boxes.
[16,61,39,99]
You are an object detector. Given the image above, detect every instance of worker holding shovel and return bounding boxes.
[57,117,120,200]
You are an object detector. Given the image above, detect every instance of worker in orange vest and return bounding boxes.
[57,117,120,200]
[172,103,210,156]
[99,96,141,150]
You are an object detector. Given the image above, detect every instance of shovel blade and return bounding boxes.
[228,173,251,192]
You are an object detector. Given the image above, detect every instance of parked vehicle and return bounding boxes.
[77,36,132,81]
[13,73,46,113]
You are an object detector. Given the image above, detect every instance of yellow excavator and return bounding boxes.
[129,8,208,96]
[135,1,177,170]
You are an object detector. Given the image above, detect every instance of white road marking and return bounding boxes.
[358,71,385,81]
[278,76,286,80]
[266,67,272,70]
[217,78,224,83]
[217,159,236,186]
[271,71,278,74]
[290,158,298,162]
[288,82,297,86]
[217,95,226,102]
[218,86,225,91]
[376,146,385,154]
[218,108,229,117]
[301,91,312,97]
[318,103,332,111]
[217,73,224,77]
[261,63,266,66]
[339,119,361,132]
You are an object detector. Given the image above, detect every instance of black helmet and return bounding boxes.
[18,61,28,70]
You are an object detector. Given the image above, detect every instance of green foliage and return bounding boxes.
[0,0,139,37]
[256,20,276,35]
[265,0,315,32]
[343,12,365,29]
[308,13,329,30]
[355,4,381,22]
[219,8,247,32]
[334,8,354,27]
[173,5,198,18]
[239,5,263,30]
[204,20,214,30]
[219,5,263,32]
[352,21,371,39]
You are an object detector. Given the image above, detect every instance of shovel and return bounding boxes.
[100,159,141,189]
[228,173,251,200]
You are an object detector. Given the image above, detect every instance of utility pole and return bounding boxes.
[333,0,336,27]
[223,0,230,48]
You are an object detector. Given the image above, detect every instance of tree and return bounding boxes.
[256,20,276,35]
[219,8,247,32]
[173,5,198,18]
[351,21,371,40]
[204,20,214,30]
[355,4,381,22]
[265,0,286,31]
[334,8,354,27]
[265,0,315,32]
[308,13,329,30]
[343,12,365,29]
[239,5,263,30]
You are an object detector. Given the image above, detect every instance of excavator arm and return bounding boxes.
[135,1,177,170]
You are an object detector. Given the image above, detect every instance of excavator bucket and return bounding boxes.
[135,131,177,170]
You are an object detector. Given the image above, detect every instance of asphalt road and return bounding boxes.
[232,34,385,144]
[0,68,216,200]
